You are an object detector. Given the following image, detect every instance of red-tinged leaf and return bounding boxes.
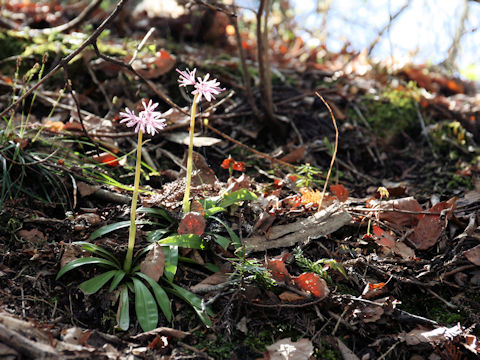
[330,184,349,202]
[266,253,291,282]
[409,199,456,250]
[63,122,84,131]
[379,197,423,229]
[220,158,233,169]
[190,200,204,216]
[92,153,119,167]
[294,273,329,298]
[232,160,246,172]
[177,212,206,236]
[373,225,415,259]
[362,282,387,299]
[288,175,297,183]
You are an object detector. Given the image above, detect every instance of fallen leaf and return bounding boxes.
[361,282,387,300]
[464,245,480,266]
[279,145,306,164]
[140,243,165,282]
[266,253,291,282]
[177,212,206,236]
[293,272,329,298]
[17,229,45,243]
[330,184,349,202]
[279,291,306,302]
[91,153,119,167]
[409,199,456,250]
[131,50,175,79]
[190,271,229,292]
[77,182,101,197]
[378,197,423,229]
[372,225,415,259]
[263,338,313,360]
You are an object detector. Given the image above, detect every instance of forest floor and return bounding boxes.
[1,2,480,359]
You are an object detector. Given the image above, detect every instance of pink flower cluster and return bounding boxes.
[176,68,225,102]
[120,100,167,135]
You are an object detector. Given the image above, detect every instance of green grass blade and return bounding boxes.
[210,234,230,250]
[132,278,158,332]
[74,241,121,267]
[78,270,117,294]
[210,216,242,252]
[136,273,172,322]
[204,207,226,218]
[117,285,130,331]
[56,257,118,280]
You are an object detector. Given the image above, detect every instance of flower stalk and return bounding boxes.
[124,130,143,271]
[118,100,166,272]
[182,93,199,213]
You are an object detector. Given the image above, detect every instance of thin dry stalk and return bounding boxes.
[316,92,338,209]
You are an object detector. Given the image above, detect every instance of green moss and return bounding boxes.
[358,82,420,137]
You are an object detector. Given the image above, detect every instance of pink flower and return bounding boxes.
[176,68,196,87]
[119,100,166,135]
[192,73,225,102]
[176,68,225,102]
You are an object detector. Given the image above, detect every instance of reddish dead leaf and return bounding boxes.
[177,212,206,236]
[232,160,246,172]
[17,229,45,243]
[464,245,480,266]
[330,184,349,202]
[266,253,291,282]
[409,199,456,250]
[278,291,306,302]
[362,282,387,299]
[378,197,423,229]
[131,50,175,79]
[91,153,119,167]
[293,273,329,299]
[372,225,415,259]
[279,145,306,164]
[140,243,165,282]
[190,200,205,215]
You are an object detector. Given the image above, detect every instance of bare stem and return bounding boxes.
[316,93,338,209]
[182,93,200,214]
[124,130,143,272]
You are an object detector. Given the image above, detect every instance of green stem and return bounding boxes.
[124,130,143,272]
[182,93,199,214]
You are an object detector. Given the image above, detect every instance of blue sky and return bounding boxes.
[237,0,480,80]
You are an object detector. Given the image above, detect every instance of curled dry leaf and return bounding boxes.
[279,291,306,302]
[293,273,329,299]
[266,253,291,282]
[140,243,165,282]
[372,225,415,259]
[177,212,206,236]
[330,184,349,202]
[464,244,480,266]
[408,198,456,250]
[378,197,423,229]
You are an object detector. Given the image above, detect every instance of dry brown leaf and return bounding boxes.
[279,145,306,164]
[190,272,229,293]
[17,229,45,243]
[378,197,423,229]
[177,212,206,236]
[330,184,349,202]
[409,199,456,250]
[278,291,306,302]
[140,243,165,282]
[464,245,480,266]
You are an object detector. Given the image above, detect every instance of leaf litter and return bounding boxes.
[0,2,480,359]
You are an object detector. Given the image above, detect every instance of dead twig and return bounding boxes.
[315,93,338,209]
[0,0,129,119]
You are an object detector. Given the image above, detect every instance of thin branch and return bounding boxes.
[316,93,338,209]
[367,0,411,56]
[0,0,129,119]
